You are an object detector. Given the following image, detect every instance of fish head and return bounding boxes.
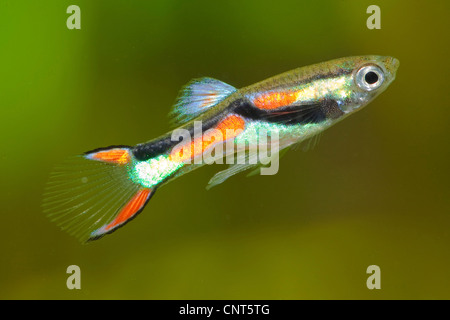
[337,55,399,114]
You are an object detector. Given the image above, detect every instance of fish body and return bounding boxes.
[43,55,399,242]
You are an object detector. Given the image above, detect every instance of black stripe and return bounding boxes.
[301,68,353,85]
[132,135,174,161]
[132,112,226,161]
[231,98,341,125]
[132,97,342,161]
[84,145,132,155]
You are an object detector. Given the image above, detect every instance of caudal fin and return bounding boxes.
[42,147,156,243]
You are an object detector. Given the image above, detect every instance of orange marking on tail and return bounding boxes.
[252,91,298,110]
[91,149,130,165]
[104,188,151,232]
[170,115,245,162]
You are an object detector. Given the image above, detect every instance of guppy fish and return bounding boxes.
[43,55,399,242]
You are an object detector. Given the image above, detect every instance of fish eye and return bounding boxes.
[355,65,385,91]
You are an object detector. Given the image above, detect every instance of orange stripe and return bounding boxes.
[252,91,298,110]
[91,149,130,165]
[170,115,245,162]
[104,188,151,231]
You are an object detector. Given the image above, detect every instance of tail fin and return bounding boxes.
[42,147,156,243]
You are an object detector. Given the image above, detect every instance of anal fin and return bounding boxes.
[89,187,155,240]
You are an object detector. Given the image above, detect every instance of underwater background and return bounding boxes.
[1,0,449,299]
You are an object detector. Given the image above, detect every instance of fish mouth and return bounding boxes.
[384,56,400,76]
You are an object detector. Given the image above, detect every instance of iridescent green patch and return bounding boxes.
[129,155,184,188]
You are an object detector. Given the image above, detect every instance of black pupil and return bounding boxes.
[365,71,379,84]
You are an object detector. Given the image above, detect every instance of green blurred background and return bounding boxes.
[1,0,449,299]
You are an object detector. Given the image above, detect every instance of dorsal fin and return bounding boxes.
[169,77,236,126]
